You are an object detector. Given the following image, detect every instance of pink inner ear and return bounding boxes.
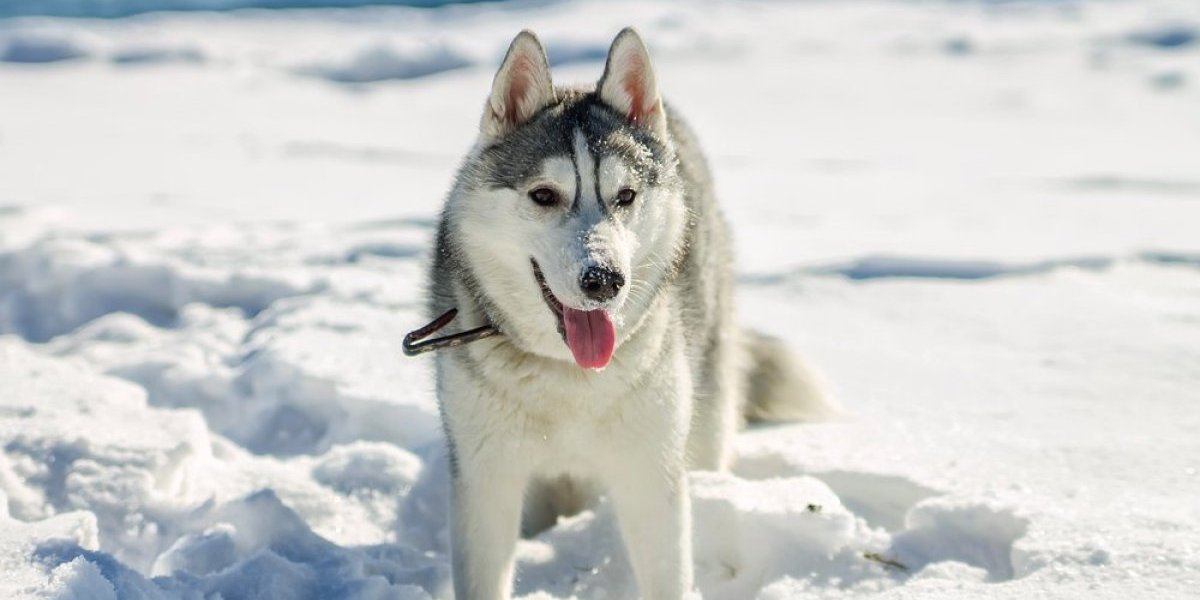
[620,52,656,124]
[504,54,534,125]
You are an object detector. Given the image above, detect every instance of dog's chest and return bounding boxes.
[446,350,666,469]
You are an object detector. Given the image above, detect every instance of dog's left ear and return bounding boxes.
[597,28,667,139]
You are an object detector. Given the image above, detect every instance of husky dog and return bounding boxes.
[426,28,833,600]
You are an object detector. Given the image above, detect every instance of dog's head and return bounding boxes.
[449,28,688,370]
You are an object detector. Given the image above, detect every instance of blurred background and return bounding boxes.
[1,1,1198,599]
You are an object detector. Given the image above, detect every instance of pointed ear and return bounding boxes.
[597,27,666,138]
[481,30,555,138]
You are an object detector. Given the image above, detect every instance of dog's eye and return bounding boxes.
[615,188,637,207]
[528,187,560,207]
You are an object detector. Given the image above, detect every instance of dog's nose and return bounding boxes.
[579,266,625,302]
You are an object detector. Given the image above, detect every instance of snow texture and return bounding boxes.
[0,33,88,64]
[0,0,489,19]
[2,0,1200,599]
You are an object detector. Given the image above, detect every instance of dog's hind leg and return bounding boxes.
[685,333,744,471]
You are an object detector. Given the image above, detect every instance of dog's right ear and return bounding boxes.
[597,28,666,139]
[481,31,556,139]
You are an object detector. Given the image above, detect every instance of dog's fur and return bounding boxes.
[426,28,834,600]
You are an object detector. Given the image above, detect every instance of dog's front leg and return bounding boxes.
[608,455,693,600]
[605,363,694,600]
[604,331,695,599]
[450,450,527,600]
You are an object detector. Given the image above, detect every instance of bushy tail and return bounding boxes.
[742,330,840,423]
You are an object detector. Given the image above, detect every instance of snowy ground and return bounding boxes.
[2,0,1200,598]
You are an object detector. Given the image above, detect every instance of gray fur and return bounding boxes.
[427,90,681,353]
[422,28,833,600]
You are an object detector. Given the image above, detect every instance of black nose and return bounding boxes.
[579,266,625,302]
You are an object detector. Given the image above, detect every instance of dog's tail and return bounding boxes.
[741,330,840,423]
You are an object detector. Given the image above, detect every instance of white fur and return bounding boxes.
[439,28,724,600]
[440,299,693,599]
[445,146,693,596]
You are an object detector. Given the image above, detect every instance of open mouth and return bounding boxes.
[530,258,617,370]
[531,259,566,338]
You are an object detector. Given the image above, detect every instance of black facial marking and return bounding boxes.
[567,128,582,214]
[476,89,669,194]
[592,150,607,216]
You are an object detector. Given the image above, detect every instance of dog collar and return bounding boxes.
[402,308,500,356]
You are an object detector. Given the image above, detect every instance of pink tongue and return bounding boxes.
[561,307,616,369]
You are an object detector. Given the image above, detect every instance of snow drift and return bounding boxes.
[2,0,1200,598]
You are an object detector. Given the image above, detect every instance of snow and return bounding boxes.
[296,41,475,83]
[2,0,1200,598]
[0,32,88,63]
[0,0,487,19]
